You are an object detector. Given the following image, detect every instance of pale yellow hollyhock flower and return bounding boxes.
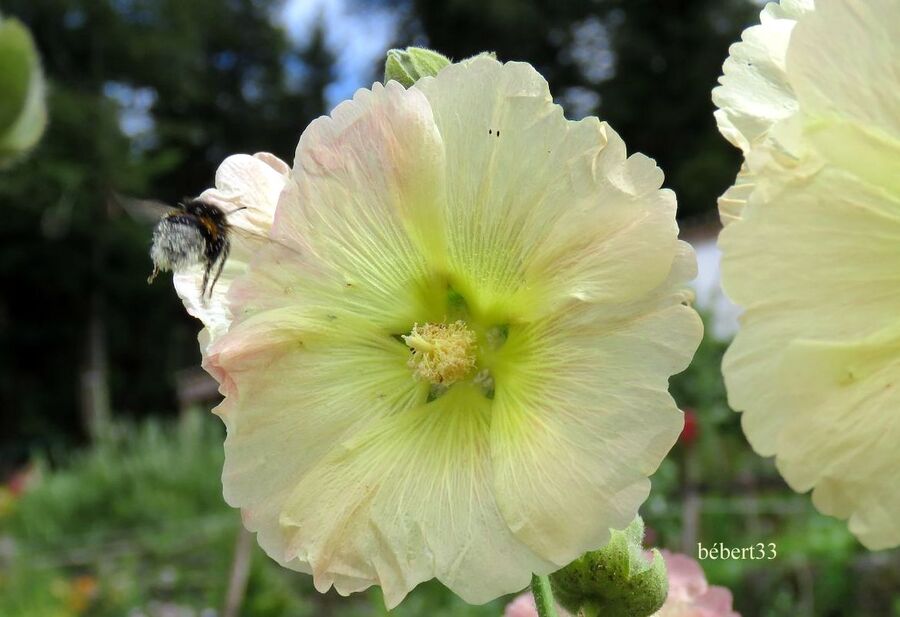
[714,0,900,549]
[183,56,701,606]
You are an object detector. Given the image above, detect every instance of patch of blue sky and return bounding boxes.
[103,81,157,139]
[280,0,401,107]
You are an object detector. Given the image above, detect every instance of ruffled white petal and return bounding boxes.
[722,165,900,469]
[415,58,680,320]
[491,244,701,563]
[786,0,900,196]
[716,164,754,226]
[219,81,451,366]
[788,0,899,142]
[712,0,810,153]
[206,304,418,580]
[773,324,900,550]
[278,386,554,608]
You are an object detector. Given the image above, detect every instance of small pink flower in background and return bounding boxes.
[652,550,740,617]
[7,463,41,497]
[503,593,537,617]
[503,592,571,617]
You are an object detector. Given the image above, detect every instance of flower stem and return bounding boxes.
[531,574,559,617]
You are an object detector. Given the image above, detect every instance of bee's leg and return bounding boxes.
[200,262,212,300]
[206,242,229,300]
[147,264,159,284]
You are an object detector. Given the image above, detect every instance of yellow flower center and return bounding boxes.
[402,321,477,385]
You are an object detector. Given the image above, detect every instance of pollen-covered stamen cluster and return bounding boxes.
[402,321,477,385]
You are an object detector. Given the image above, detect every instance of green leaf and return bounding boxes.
[0,16,47,165]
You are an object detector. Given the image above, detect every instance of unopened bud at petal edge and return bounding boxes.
[384,47,451,87]
[550,517,668,617]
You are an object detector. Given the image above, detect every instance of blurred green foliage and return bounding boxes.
[2,414,291,616]
[8,413,225,544]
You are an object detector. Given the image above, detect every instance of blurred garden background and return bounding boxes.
[1,0,898,615]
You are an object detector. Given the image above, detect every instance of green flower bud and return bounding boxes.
[550,517,668,617]
[0,15,47,166]
[383,47,451,87]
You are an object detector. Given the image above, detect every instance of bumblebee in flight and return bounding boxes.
[148,198,238,299]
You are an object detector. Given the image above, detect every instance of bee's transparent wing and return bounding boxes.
[114,193,176,224]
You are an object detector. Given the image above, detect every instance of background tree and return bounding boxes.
[0,0,335,465]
